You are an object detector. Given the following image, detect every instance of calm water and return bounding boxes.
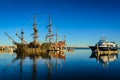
[0,49,120,80]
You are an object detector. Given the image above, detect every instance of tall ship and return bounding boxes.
[89,36,118,53]
[5,16,66,53]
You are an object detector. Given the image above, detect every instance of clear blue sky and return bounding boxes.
[0,0,120,47]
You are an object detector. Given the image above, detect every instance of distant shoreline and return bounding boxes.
[67,47,120,49]
[67,47,89,49]
[75,47,89,49]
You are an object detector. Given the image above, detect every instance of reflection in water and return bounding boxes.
[0,52,15,72]
[12,51,65,80]
[90,52,118,68]
[1,50,120,80]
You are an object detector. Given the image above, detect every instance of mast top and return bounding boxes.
[33,16,37,27]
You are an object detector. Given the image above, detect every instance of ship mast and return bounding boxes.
[47,16,54,43]
[16,29,27,44]
[21,28,24,44]
[32,16,38,43]
[55,29,58,43]
[64,35,66,42]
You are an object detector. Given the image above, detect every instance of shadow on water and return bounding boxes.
[90,52,118,68]
[2,51,66,80]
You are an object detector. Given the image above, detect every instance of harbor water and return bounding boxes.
[0,49,120,80]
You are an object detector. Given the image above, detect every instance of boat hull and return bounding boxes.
[89,46,118,52]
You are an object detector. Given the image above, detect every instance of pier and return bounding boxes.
[97,50,119,55]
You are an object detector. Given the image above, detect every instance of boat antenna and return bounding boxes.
[100,36,106,42]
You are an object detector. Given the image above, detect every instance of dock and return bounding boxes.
[97,50,119,55]
[94,47,119,56]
